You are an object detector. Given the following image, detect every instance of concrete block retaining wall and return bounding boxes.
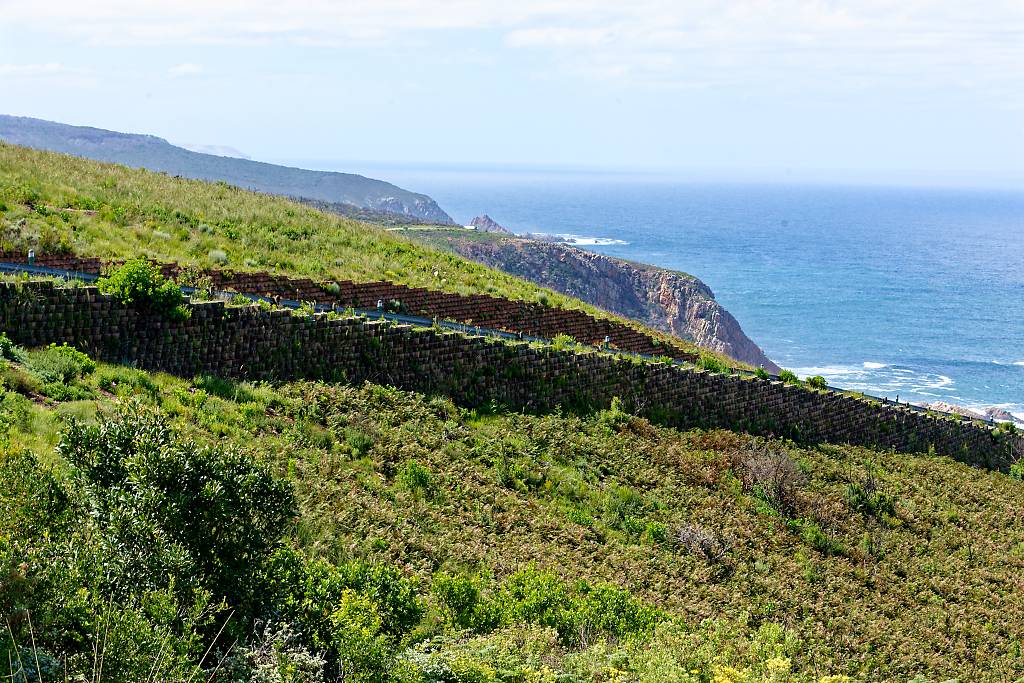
[1,281,1020,470]
[2,254,696,362]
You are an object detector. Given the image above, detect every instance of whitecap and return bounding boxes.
[914,375,954,391]
[533,233,629,246]
[562,236,629,246]
[1014,361,1024,367]
[863,361,887,369]
[792,366,859,378]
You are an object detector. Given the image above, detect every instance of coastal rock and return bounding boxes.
[441,236,780,371]
[922,402,983,419]
[470,215,513,234]
[921,402,1022,424]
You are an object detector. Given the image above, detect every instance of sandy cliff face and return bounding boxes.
[443,236,780,371]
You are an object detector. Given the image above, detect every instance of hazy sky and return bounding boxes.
[1,1,1022,183]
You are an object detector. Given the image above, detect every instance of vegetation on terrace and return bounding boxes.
[0,142,731,365]
[1,337,1023,681]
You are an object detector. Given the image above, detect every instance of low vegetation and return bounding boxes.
[1,337,1023,681]
[97,258,189,319]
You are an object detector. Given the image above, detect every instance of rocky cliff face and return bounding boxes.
[442,236,779,371]
[470,215,512,234]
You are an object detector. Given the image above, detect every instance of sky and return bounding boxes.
[1,1,1023,184]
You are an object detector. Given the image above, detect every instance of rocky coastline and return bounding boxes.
[442,218,780,371]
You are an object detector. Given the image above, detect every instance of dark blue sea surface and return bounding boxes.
[322,164,1024,418]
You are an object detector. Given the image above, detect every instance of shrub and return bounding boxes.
[789,518,844,555]
[494,567,666,646]
[676,523,734,563]
[208,249,229,265]
[431,573,499,632]
[1011,459,1024,481]
[398,460,434,494]
[847,466,898,519]
[175,263,214,299]
[551,334,577,351]
[28,343,96,384]
[0,333,24,362]
[728,441,805,514]
[754,367,770,380]
[778,370,800,385]
[218,622,326,683]
[58,406,296,605]
[261,550,423,678]
[806,375,828,390]
[698,355,728,373]
[97,260,189,320]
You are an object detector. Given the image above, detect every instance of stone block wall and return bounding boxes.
[1,281,1019,470]
[1,254,697,361]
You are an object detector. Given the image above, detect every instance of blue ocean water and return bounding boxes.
[320,164,1024,418]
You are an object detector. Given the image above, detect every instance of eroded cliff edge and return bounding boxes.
[438,235,780,372]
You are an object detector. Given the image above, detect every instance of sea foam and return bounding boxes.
[528,233,629,246]
[863,361,887,369]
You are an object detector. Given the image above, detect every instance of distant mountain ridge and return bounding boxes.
[0,115,454,224]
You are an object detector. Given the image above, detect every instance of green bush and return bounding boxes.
[846,466,898,519]
[754,367,770,380]
[431,573,498,632]
[551,334,577,351]
[778,369,800,385]
[58,406,296,605]
[0,333,24,362]
[398,460,434,493]
[97,259,189,320]
[261,549,423,679]
[806,375,828,390]
[1011,460,1024,481]
[698,355,728,373]
[493,567,667,645]
[28,343,96,384]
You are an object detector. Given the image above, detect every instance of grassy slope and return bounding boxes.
[5,352,1024,681]
[0,143,732,364]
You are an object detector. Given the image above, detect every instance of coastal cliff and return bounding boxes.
[438,234,780,371]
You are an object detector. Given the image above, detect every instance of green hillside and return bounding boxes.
[0,142,726,365]
[1,339,1023,682]
[0,115,454,224]
[2,143,1023,683]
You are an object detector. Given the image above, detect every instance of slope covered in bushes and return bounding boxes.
[1,338,1023,681]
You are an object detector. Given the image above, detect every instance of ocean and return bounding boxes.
[310,163,1024,420]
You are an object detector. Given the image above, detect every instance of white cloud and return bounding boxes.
[0,62,97,87]
[168,62,204,77]
[3,0,1023,95]
[0,63,70,76]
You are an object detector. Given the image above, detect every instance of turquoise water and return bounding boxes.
[321,164,1024,418]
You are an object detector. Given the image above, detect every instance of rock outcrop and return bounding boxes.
[441,236,779,371]
[922,402,1022,424]
[470,215,512,234]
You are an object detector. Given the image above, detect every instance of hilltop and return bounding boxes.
[0,115,453,223]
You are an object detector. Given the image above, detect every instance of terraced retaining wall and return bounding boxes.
[0,253,697,361]
[1,281,1019,469]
